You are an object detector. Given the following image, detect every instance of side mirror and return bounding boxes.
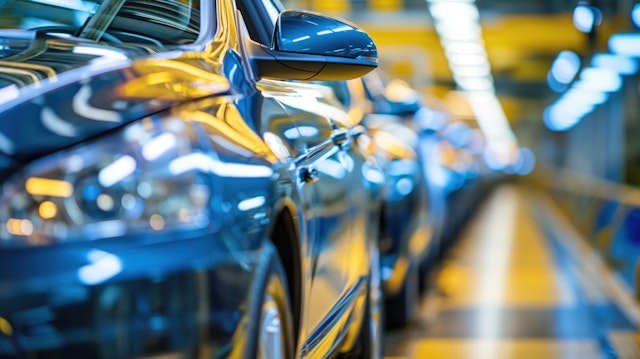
[248,10,378,81]
[274,11,377,61]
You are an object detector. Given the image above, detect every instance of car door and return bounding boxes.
[234,0,368,354]
[272,86,357,352]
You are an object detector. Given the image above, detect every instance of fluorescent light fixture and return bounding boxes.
[547,72,567,93]
[544,110,578,132]
[544,102,593,131]
[633,3,640,28]
[573,4,596,33]
[555,97,597,116]
[450,64,491,77]
[466,92,515,142]
[429,2,479,22]
[443,41,486,55]
[544,82,608,130]
[561,85,609,106]
[579,67,622,92]
[609,33,640,57]
[549,50,581,84]
[592,53,638,75]
[427,0,518,152]
[448,53,489,67]
[456,77,494,91]
[436,22,482,40]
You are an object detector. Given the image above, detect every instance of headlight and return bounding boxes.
[0,117,213,247]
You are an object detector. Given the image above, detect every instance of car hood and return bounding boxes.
[0,32,230,163]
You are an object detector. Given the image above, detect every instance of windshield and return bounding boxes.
[0,0,203,45]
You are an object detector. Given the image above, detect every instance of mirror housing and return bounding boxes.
[249,10,378,81]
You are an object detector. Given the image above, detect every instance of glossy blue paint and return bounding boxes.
[275,10,378,61]
[0,0,382,357]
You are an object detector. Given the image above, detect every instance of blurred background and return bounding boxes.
[294,0,638,183]
[284,1,640,356]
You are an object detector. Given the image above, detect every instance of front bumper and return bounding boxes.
[0,231,261,358]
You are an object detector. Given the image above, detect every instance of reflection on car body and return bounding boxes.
[0,0,385,358]
[357,70,503,260]
[419,115,499,249]
[321,73,433,329]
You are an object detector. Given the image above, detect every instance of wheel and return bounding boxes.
[245,243,295,359]
[341,240,384,359]
[384,261,419,329]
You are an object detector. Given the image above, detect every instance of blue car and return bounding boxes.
[320,73,432,329]
[0,0,386,358]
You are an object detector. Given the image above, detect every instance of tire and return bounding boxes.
[384,261,419,329]
[341,240,384,359]
[245,243,295,359]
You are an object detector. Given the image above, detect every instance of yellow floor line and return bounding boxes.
[411,338,602,359]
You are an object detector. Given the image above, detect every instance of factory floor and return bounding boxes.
[384,185,640,359]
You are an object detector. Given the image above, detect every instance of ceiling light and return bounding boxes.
[609,33,640,57]
[549,50,581,84]
[450,64,491,77]
[443,41,486,55]
[448,53,489,67]
[429,2,479,22]
[592,53,638,75]
[633,3,640,28]
[579,67,622,92]
[573,3,601,33]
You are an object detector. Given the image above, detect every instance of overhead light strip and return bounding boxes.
[426,0,518,168]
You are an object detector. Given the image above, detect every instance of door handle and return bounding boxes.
[299,165,319,183]
[331,130,349,146]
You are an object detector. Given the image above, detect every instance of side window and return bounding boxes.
[261,0,282,23]
[108,0,202,45]
[236,0,284,46]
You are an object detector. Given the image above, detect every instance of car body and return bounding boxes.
[0,0,385,358]
[358,70,503,258]
[424,118,497,247]
[322,74,433,328]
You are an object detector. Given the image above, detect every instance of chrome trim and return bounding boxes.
[294,137,339,166]
[300,277,366,357]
